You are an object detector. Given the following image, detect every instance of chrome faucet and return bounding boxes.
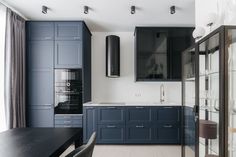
[160,84,165,103]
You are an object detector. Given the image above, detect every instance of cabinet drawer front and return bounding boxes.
[154,107,180,122]
[126,107,152,123]
[27,22,54,41]
[126,124,154,143]
[55,124,82,128]
[97,125,125,144]
[156,123,180,144]
[55,41,82,68]
[55,22,82,40]
[97,107,125,124]
[55,119,82,125]
[55,115,83,120]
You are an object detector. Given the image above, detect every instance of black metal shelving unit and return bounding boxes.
[182,26,236,157]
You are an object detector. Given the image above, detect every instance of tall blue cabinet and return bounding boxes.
[26,21,91,128]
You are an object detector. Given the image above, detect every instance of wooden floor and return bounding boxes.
[60,145,181,157]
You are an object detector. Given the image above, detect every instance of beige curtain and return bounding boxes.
[4,8,26,129]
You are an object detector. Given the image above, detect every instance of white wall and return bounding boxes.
[91,32,182,104]
[195,0,236,36]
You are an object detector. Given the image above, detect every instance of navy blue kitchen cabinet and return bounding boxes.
[26,21,92,128]
[155,123,180,144]
[83,26,92,103]
[27,39,54,127]
[153,106,181,123]
[97,107,125,124]
[97,124,125,144]
[83,107,97,143]
[126,107,152,124]
[54,22,84,68]
[27,41,54,106]
[125,124,154,143]
[28,105,54,127]
[83,106,181,144]
[27,22,54,41]
[54,41,82,68]
[55,114,83,128]
[55,22,82,40]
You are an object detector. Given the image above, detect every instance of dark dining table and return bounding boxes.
[0,128,83,157]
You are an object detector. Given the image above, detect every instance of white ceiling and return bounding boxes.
[3,0,195,32]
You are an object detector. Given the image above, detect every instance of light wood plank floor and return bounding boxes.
[60,145,181,157]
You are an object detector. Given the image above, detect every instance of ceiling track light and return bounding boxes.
[42,5,48,14]
[170,6,175,14]
[131,6,135,14]
[84,6,89,14]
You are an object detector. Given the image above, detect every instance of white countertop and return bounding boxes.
[83,102,181,107]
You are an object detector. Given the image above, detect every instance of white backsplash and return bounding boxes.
[91,32,182,104]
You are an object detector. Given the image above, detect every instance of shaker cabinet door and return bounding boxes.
[155,123,180,144]
[54,41,82,68]
[83,107,97,143]
[125,124,154,143]
[27,22,54,41]
[28,105,54,127]
[55,22,82,40]
[27,41,54,106]
[97,124,125,144]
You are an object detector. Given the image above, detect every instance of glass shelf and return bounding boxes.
[185,77,195,81]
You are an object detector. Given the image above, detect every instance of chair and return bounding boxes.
[66,132,96,157]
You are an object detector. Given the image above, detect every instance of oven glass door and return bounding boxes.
[55,69,82,114]
[55,93,82,114]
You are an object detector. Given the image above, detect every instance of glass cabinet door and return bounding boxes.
[199,33,220,157]
[137,29,168,80]
[227,28,236,157]
[182,47,197,157]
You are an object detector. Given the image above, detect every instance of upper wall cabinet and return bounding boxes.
[55,22,82,40]
[55,41,82,68]
[135,27,194,81]
[27,22,54,41]
[54,22,84,68]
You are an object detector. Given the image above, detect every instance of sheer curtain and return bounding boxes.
[0,3,6,132]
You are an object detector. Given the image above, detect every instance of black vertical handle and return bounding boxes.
[193,105,199,114]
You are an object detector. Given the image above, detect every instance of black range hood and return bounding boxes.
[106,35,120,78]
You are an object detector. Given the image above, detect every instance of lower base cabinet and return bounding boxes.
[28,105,54,127]
[97,125,125,144]
[126,124,154,143]
[83,106,181,144]
[156,123,180,144]
[83,107,97,143]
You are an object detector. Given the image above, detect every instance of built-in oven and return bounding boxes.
[54,69,82,114]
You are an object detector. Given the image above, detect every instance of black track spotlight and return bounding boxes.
[131,6,135,14]
[84,6,89,14]
[170,6,175,14]
[42,5,48,14]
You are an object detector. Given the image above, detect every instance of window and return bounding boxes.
[0,4,6,132]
